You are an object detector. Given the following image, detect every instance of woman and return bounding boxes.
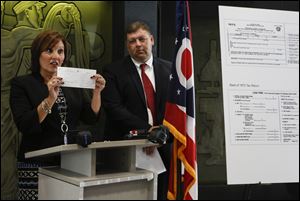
[10,30,106,163]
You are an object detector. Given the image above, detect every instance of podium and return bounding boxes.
[25,139,157,200]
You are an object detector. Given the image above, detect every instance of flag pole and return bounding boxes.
[176,159,182,200]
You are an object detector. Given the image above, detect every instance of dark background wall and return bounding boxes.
[112,1,159,61]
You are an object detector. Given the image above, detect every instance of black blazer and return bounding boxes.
[102,56,172,200]
[102,56,171,140]
[10,73,98,161]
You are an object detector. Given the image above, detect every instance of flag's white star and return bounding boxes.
[177,89,181,95]
[169,74,173,80]
[182,25,189,32]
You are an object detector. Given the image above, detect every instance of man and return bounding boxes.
[102,21,171,200]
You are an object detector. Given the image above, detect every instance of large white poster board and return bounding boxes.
[219,6,299,185]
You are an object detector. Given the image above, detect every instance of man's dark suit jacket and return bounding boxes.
[102,55,172,200]
[102,55,172,139]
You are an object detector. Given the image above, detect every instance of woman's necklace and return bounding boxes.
[56,87,68,144]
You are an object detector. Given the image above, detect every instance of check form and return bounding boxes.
[57,67,96,89]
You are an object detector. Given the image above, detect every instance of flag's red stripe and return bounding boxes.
[164,103,187,145]
[167,140,178,200]
[178,134,197,199]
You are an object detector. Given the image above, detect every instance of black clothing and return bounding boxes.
[102,56,171,139]
[102,55,172,200]
[10,73,98,163]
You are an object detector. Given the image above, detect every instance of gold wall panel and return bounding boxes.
[1,1,112,199]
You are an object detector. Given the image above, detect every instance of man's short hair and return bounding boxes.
[126,21,152,35]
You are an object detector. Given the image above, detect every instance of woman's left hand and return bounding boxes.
[91,74,106,93]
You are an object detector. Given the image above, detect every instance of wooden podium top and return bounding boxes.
[25,139,153,159]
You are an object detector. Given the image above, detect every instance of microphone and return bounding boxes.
[124,125,169,145]
[76,131,92,147]
[148,125,169,144]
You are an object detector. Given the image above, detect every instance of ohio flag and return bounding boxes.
[163,1,198,200]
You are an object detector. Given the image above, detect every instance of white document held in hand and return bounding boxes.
[136,146,166,175]
[57,67,96,89]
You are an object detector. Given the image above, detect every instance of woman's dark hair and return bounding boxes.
[31,30,67,74]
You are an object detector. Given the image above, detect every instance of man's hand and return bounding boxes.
[142,125,163,155]
[142,146,156,155]
[148,125,159,133]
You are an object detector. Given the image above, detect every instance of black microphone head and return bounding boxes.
[148,125,169,144]
[76,131,92,147]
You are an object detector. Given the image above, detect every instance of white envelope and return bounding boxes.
[57,67,96,89]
